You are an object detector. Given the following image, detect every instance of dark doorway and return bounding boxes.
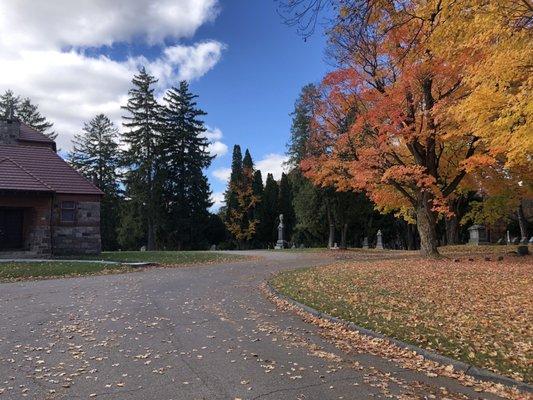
[0,208,24,250]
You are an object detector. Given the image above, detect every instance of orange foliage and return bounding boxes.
[301,0,532,254]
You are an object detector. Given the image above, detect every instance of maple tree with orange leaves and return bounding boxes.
[296,0,532,256]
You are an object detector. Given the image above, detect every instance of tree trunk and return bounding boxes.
[517,202,528,241]
[327,207,335,249]
[416,193,439,257]
[147,222,156,251]
[445,196,463,245]
[445,215,460,245]
[340,223,348,249]
[407,224,417,250]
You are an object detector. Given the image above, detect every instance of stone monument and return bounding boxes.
[362,237,369,249]
[275,214,286,249]
[375,230,384,250]
[468,225,488,245]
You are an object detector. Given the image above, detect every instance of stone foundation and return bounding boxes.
[28,225,52,256]
[52,199,101,255]
[53,226,101,255]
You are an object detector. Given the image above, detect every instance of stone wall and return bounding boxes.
[0,119,20,145]
[52,197,101,255]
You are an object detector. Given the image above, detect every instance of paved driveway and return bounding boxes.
[0,251,504,399]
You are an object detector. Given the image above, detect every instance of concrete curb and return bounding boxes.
[266,283,532,394]
[0,259,156,268]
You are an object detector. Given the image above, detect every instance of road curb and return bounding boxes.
[266,283,532,394]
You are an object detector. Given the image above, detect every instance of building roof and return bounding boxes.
[0,145,103,195]
[0,158,53,192]
[18,122,55,145]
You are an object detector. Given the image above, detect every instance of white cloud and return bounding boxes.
[256,153,290,180]
[212,153,289,184]
[161,42,226,83]
[210,191,225,211]
[0,0,219,49]
[202,127,228,157]
[212,168,232,182]
[203,127,223,142]
[208,141,229,157]
[0,0,225,151]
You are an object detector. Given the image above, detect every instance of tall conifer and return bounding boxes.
[120,67,163,250]
[160,81,213,249]
[258,173,279,246]
[69,114,121,249]
[0,90,56,139]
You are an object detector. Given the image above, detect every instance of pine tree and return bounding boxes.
[286,84,329,246]
[224,145,243,217]
[278,172,296,242]
[224,146,259,248]
[252,170,264,230]
[287,83,319,167]
[18,98,56,139]
[0,90,55,139]
[69,114,121,250]
[160,81,213,249]
[290,172,328,246]
[0,90,20,118]
[258,173,279,246]
[121,67,163,250]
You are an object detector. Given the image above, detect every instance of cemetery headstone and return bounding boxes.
[362,237,369,249]
[376,230,384,250]
[467,225,488,245]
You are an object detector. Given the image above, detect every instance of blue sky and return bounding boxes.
[190,1,330,206]
[0,0,331,209]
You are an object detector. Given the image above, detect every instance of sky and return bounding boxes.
[0,0,331,210]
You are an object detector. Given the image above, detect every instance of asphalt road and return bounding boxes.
[0,251,505,399]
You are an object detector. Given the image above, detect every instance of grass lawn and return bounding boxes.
[0,261,132,282]
[1,251,248,282]
[76,250,247,265]
[270,256,532,382]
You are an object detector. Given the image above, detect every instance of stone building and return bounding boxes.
[0,117,103,257]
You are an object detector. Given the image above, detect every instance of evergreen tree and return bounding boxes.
[287,83,319,167]
[69,114,121,250]
[160,81,213,249]
[242,149,253,170]
[18,98,56,139]
[0,90,20,118]
[0,90,56,139]
[258,173,279,246]
[120,67,163,250]
[290,171,328,246]
[224,146,259,248]
[224,145,243,218]
[252,170,264,209]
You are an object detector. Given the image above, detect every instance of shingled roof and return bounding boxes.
[0,145,103,195]
[0,158,53,192]
[18,122,55,145]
